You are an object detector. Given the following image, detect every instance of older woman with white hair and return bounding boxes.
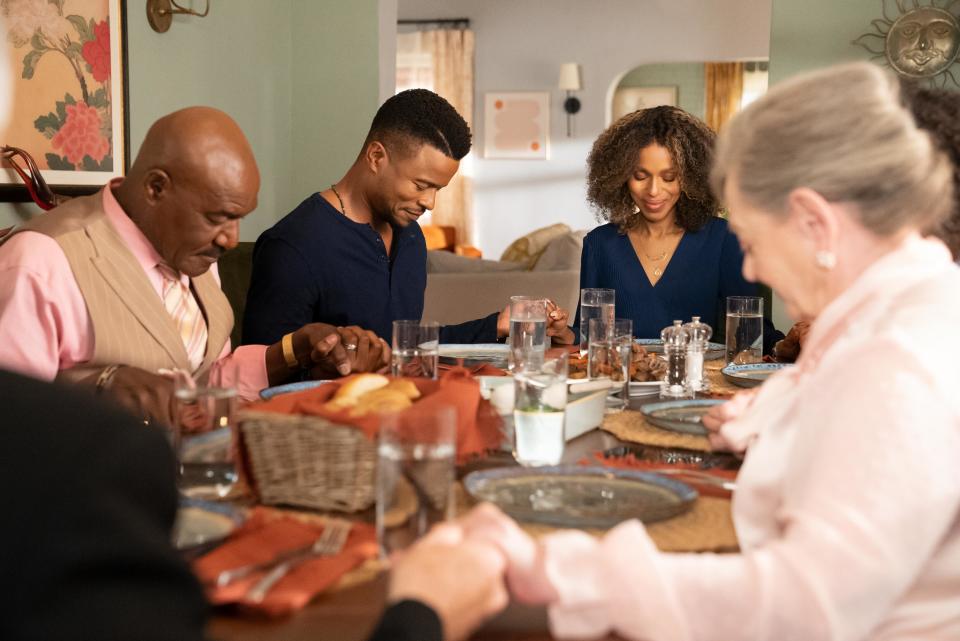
[407,62,960,641]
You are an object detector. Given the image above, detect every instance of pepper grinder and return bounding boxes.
[660,320,691,399]
[683,316,712,393]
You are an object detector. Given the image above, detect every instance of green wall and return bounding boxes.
[618,63,706,120]
[290,1,382,202]
[769,0,877,85]
[0,0,383,240]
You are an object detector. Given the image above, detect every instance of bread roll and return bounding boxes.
[325,373,389,410]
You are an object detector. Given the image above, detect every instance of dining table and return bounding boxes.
[207,370,743,641]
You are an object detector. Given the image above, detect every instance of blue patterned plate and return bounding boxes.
[640,399,724,436]
[463,465,697,528]
[635,338,725,360]
[259,379,332,400]
[721,363,790,388]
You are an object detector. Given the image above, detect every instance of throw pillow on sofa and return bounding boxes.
[532,230,586,271]
[499,223,571,270]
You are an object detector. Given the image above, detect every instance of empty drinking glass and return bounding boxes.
[513,353,568,466]
[508,296,547,371]
[725,296,763,364]
[391,320,440,378]
[376,406,456,556]
[579,288,615,355]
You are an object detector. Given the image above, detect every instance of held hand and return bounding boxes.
[701,389,757,451]
[387,523,508,641]
[545,299,575,345]
[293,323,351,378]
[101,365,176,427]
[456,503,558,605]
[336,325,391,373]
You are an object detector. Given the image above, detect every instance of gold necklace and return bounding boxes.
[330,184,347,216]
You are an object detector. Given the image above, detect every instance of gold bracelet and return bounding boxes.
[281,332,300,369]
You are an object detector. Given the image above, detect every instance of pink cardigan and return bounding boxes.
[468,235,960,641]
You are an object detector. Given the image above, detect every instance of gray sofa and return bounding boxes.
[422,231,583,325]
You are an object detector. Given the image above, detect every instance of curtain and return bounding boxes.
[705,62,744,133]
[420,29,475,246]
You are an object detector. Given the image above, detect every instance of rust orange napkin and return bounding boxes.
[587,453,738,499]
[194,508,377,617]
[248,369,503,463]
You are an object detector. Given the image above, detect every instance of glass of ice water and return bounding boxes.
[376,406,456,557]
[588,318,633,412]
[508,296,547,371]
[513,353,568,466]
[725,296,764,364]
[173,372,239,501]
[579,288,615,355]
[391,320,440,379]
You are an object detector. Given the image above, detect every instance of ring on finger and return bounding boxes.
[344,343,358,351]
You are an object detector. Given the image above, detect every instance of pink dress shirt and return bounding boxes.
[468,235,960,641]
[0,182,268,400]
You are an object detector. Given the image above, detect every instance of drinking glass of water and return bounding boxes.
[579,288,615,355]
[173,371,239,501]
[588,318,633,412]
[725,296,764,364]
[508,296,547,371]
[391,320,440,378]
[376,406,456,556]
[513,352,568,466]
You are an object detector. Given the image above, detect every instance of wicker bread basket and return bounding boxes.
[240,410,377,512]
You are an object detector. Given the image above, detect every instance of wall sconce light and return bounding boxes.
[147,0,210,33]
[558,63,582,137]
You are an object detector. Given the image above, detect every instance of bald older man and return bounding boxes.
[0,107,386,424]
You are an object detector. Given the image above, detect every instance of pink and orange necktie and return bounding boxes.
[157,263,208,372]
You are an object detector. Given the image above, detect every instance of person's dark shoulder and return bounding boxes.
[258,193,341,248]
[584,222,620,245]
[690,216,734,245]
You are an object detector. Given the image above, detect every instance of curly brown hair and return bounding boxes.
[902,83,960,260]
[586,105,718,233]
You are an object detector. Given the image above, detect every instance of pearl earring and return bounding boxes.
[815,250,836,270]
[633,204,640,214]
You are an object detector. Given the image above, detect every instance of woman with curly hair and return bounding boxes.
[576,105,780,349]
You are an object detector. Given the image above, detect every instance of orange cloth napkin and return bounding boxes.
[586,453,738,499]
[194,508,377,617]
[248,369,503,463]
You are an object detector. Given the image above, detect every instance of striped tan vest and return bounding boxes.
[6,191,233,384]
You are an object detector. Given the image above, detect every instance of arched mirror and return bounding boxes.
[610,60,769,130]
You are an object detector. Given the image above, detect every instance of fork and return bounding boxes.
[245,518,352,603]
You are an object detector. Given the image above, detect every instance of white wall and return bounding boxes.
[398,0,772,257]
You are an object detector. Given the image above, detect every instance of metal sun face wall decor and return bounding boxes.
[855,0,960,88]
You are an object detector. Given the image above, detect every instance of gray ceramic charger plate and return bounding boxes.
[172,498,245,551]
[640,399,725,436]
[463,465,697,528]
[635,338,725,360]
[438,343,510,370]
[721,363,791,388]
[259,379,331,400]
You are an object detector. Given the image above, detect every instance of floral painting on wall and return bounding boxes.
[1,0,127,192]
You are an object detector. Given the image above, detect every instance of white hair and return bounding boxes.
[712,62,953,236]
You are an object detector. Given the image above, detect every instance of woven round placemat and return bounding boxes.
[516,496,737,553]
[703,360,741,398]
[601,409,713,452]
